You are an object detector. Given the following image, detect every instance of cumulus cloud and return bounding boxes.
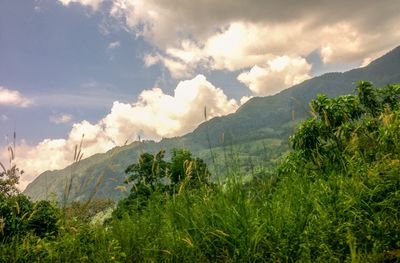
[0,86,33,107]
[143,21,309,76]
[100,0,400,78]
[49,114,73,124]
[102,75,238,144]
[144,46,204,78]
[11,75,238,189]
[237,56,312,96]
[57,0,400,80]
[155,55,194,79]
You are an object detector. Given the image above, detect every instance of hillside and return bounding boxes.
[24,46,400,201]
[186,45,400,146]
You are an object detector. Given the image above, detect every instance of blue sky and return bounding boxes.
[1,0,399,188]
[1,0,164,144]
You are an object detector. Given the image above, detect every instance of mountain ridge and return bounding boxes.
[24,45,400,201]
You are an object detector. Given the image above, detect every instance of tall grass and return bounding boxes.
[2,148,399,262]
[108,160,399,262]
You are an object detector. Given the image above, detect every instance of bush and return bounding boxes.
[0,193,32,241]
[27,200,59,237]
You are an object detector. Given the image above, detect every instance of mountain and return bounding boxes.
[187,46,400,146]
[24,46,400,202]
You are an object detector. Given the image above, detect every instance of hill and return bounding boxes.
[24,46,400,201]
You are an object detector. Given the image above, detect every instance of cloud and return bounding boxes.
[49,114,73,124]
[143,44,204,79]
[11,75,238,189]
[237,56,312,96]
[0,86,33,107]
[57,0,400,80]
[58,0,103,10]
[107,41,120,49]
[157,55,194,79]
[239,96,252,105]
[102,74,238,144]
[100,0,400,78]
[0,114,8,121]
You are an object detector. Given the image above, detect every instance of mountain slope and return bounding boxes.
[186,46,400,146]
[24,46,400,201]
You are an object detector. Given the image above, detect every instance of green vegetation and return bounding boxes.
[1,81,400,262]
[112,149,211,219]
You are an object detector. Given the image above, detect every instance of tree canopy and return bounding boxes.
[285,81,400,174]
[112,148,211,218]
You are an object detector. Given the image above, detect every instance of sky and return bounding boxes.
[1,0,400,189]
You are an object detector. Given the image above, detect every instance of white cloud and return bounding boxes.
[101,0,400,78]
[0,114,8,121]
[57,0,400,79]
[144,50,201,78]
[0,86,33,107]
[11,75,238,190]
[158,56,194,79]
[143,53,160,67]
[50,114,73,124]
[144,21,309,77]
[202,22,310,71]
[239,96,253,105]
[102,75,238,144]
[0,139,66,190]
[107,41,120,49]
[58,0,103,10]
[237,56,312,96]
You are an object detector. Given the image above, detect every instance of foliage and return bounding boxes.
[63,199,114,223]
[0,193,60,242]
[169,148,211,190]
[106,82,400,261]
[2,81,400,262]
[0,193,32,241]
[0,223,125,262]
[113,149,211,218]
[289,81,400,173]
[0,142,61,243]
[125,150,169,191]
[0,142,23,197]
[27,200,59,237]
[0,165,22,197]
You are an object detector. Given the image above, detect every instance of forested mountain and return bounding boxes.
[24,46,400,201]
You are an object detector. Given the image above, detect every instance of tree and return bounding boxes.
[27,200,60,237]
[125,150,168,191]
[0,194,32,241]
[114,150,170,217]
[170,149,211,190]
[288,81,400,173]
[124,149,211,193]
[0,140,60,241]
[112,149,211,218]
[0,165,22,197]
[357,81,379,116]
[0,144,23,197]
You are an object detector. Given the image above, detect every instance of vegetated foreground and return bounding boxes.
[1,82,399,262]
